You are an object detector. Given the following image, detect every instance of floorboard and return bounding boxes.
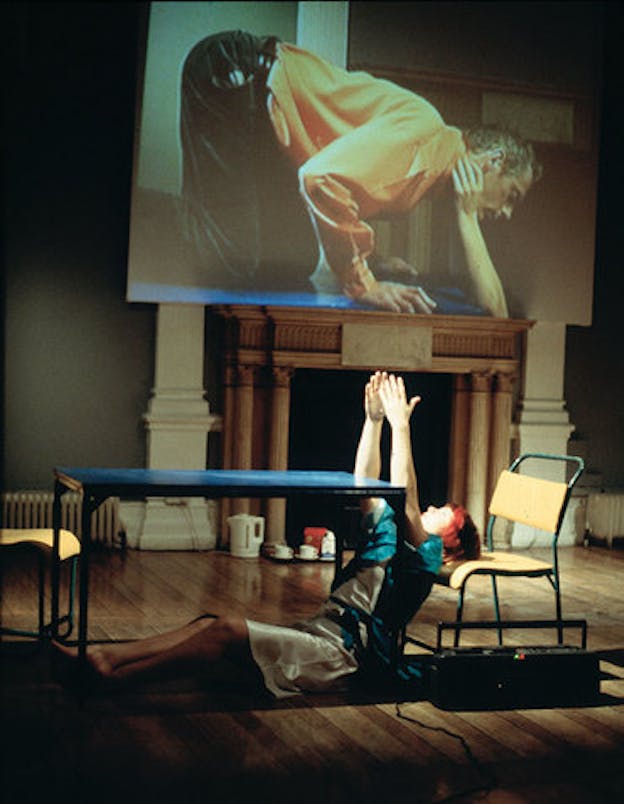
[1,543,623,803]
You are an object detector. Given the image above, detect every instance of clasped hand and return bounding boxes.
[452,155,483,217]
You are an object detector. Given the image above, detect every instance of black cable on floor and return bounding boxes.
[395,701,498,802]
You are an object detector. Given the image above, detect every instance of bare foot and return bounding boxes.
[52,640,115,679]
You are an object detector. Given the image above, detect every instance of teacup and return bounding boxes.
[273,543,294,560]
[298,543,318,560]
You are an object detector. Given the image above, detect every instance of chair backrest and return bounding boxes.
[486,453,584,550]
[489,470,568,533]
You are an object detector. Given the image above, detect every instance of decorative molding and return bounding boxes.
[434,332,516,359]
[217,306,532,372]
[236,364,256,387]
[144,414,222,432]
[494,372,517,394]
[271,366,295,388]
[274,323,341,353]
[470,370,494,393]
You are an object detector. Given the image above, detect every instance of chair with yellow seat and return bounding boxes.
[437,452,584,647]
[0,528,80,639]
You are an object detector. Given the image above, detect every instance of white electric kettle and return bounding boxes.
[227,514,265,558]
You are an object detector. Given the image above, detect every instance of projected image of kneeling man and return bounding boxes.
[179,30,541,317]
[55,372,480,697]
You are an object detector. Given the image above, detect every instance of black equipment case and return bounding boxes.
[426,645,599,710]
[410,620,600,710]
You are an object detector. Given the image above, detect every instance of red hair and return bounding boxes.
[441,503,481,563]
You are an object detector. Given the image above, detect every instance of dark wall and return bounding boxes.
[2,2,155,490]
[565,0,624,487]
[1,1,623,494]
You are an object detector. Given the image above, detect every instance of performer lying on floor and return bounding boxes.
[55,372,479,697]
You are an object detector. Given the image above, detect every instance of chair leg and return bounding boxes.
[491,576,503,645]
[454,588,466,648]
[51,556,78,640]
[37,551,46,640]
[553,576,563,645]
[67,555,77,636]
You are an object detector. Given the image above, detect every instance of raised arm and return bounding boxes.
[378,374,428,546]
[452,157,509,318]
[354,372,386,515]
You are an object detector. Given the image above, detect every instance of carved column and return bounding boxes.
[222,363,237,471]
[219,362,237,543]
[265,366,295,545]
[466,371,493,534]
[448,374,471,505]
[490,372,515,497]
[487,371,515,547]
[231,364,255,515]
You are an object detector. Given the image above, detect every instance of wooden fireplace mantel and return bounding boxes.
[212,305,533,543]
[217,305,532,373]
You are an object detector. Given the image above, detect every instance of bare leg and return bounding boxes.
[53,615,257,686]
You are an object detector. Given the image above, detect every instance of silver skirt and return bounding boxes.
[246,614,359,698]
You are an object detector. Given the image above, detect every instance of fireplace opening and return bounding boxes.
[286,369,453,546]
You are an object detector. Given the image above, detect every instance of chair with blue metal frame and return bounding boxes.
[434,452,585,648]
[0,528,80,639]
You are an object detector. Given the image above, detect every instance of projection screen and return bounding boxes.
[127,1,602,324]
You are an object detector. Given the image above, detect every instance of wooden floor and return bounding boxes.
[2,542,624,803]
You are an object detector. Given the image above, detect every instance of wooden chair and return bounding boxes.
[0,528,80,639]
[435,453,584,647]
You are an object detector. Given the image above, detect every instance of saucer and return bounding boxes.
[266,547,294,562]
[295,552,318,562]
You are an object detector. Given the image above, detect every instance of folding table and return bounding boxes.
[52,467,407,667]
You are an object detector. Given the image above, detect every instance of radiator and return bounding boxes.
[1,490,122,548]
[586,492,624,548]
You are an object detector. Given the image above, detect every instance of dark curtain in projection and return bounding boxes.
[128,2,602,324]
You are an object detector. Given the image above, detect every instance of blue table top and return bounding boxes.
[54,467,406,499]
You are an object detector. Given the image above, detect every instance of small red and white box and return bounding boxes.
[303,527,336,561]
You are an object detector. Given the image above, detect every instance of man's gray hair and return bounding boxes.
[465,126,543,181]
